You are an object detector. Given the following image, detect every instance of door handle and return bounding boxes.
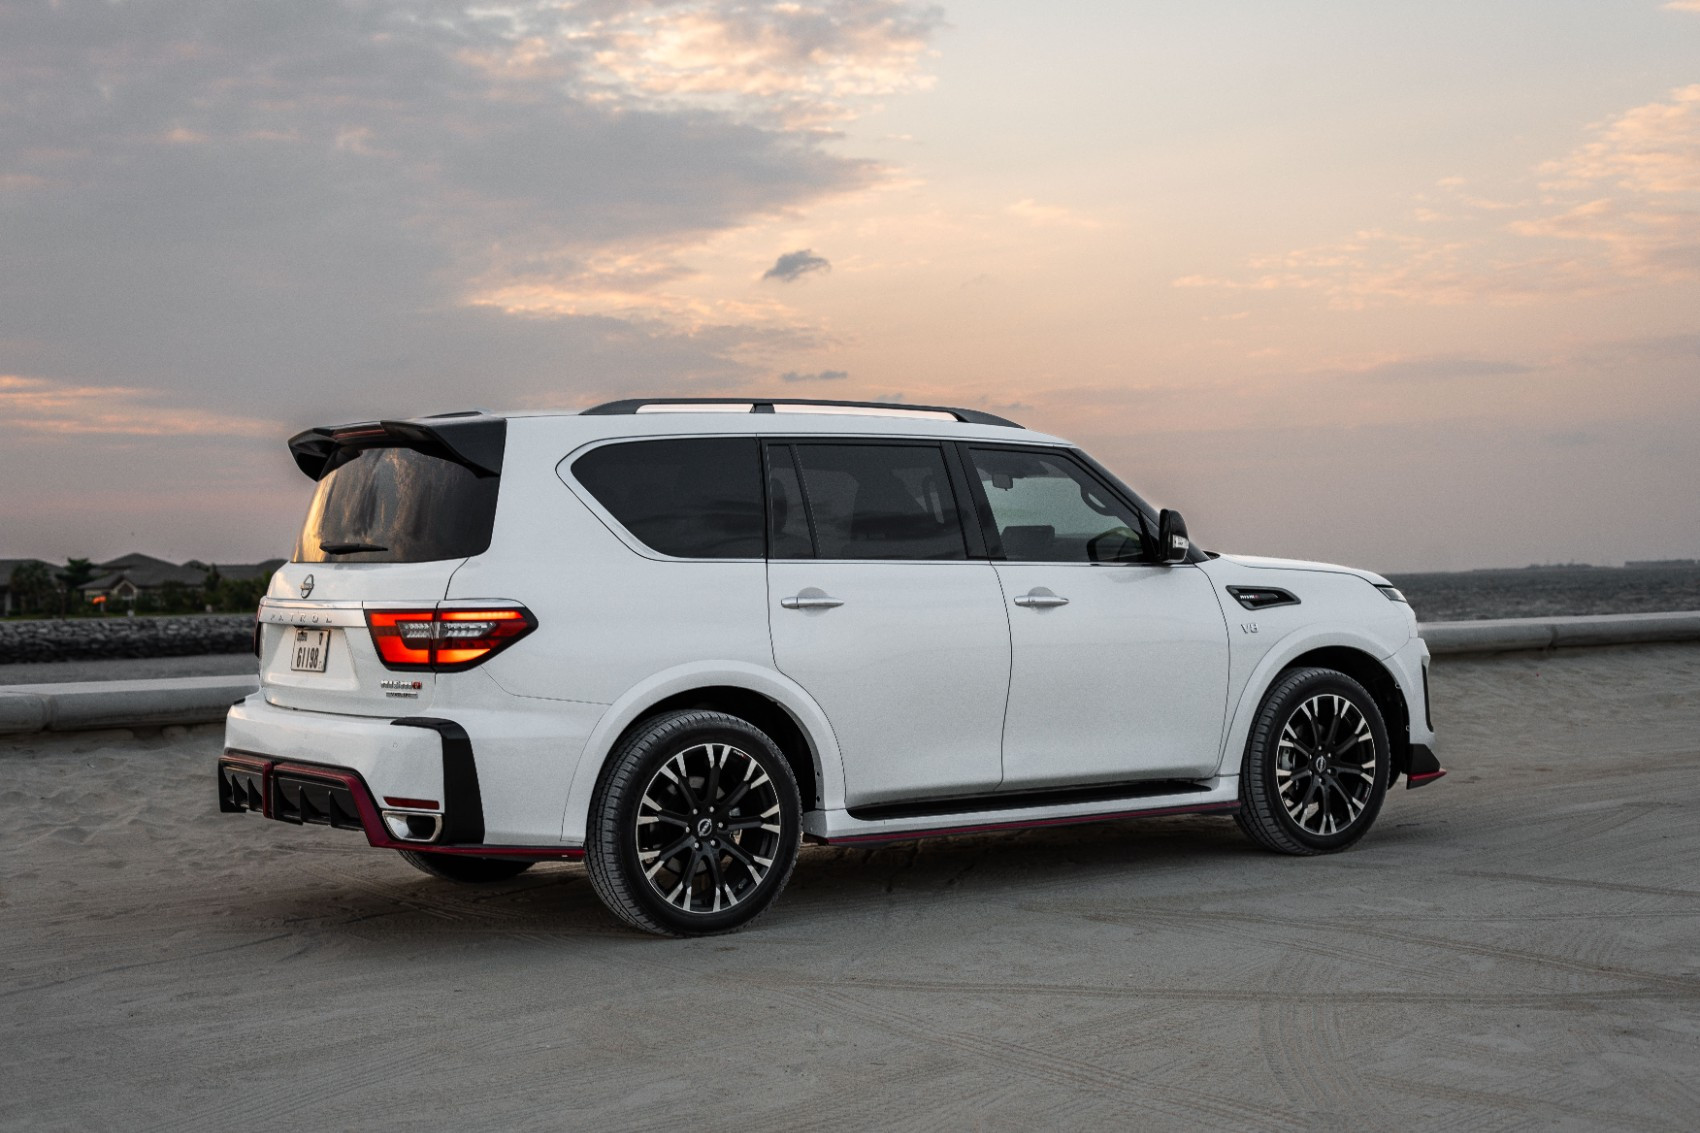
[1013,588,1069,609]
[781,590,845,610]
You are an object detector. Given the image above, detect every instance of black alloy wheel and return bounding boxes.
[586,710,802,936]
[1236,667,1390,855]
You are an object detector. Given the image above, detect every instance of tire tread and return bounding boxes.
[584,710,800,937]
[1235,666,1388,856]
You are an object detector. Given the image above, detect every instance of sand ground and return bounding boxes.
[3,644,1698,1131]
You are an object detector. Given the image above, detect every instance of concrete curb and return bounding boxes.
[1420,611,1700,655]
[2,611,1699,736]
[0,676,259,736]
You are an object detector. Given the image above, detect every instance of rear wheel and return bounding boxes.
[586,710,802,937]
[398,850,535,883]
[1235,667,1390,855]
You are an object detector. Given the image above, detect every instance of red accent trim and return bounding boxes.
[1407,769,1448,789]
[824,800,1241,846]
[383,797,440,810]
[224,753,584,861]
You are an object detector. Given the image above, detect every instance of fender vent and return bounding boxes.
[1226,586,1300,610]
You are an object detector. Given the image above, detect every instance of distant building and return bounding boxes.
[83,553,285,605]
[83,553,208,603]
[210,559,288,585]
[0,558,54,616]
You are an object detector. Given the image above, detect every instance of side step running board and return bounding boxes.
[813,777,1241,847]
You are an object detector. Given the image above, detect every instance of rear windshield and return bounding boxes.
[294,447,500,564]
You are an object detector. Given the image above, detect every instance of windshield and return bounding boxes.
[294,446,499,564]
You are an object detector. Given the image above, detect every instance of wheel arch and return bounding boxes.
[1218,629,1415,781]
[560,662,844,845]
[1278,646,1413,779]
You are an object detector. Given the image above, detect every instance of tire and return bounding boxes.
[585,710,802,937]
[1235,666,1391,855]
[398,850,535,883]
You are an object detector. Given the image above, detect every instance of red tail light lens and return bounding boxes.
[365,607,535,671]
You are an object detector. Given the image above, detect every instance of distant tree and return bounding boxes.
[214,577,268,613]
[153,579,200,614]
[10,561,57,616]
[56,558,96,614]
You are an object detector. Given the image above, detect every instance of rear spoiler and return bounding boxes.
[287,413,506,481]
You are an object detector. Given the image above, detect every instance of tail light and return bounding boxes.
[365,607,536,671]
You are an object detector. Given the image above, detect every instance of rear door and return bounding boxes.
[261,437,503,717]
[764,440,1011,807]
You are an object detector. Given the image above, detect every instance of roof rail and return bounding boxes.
[579,397,1023,429]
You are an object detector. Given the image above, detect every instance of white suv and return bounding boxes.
[221,398,1442,936]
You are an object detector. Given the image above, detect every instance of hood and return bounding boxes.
[1210,553,1391,588]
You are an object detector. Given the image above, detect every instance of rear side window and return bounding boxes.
[573,438,763,559]
[785,443,968,560]
[295,447,499,564]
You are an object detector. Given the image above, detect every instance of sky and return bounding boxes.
[3,0,1698,572]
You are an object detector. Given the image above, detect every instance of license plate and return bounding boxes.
[290,628,331,673]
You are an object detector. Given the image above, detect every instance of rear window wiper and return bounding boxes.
[319,542,389,554]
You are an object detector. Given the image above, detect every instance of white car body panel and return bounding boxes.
[554,658,847,845]
[992,560,1230,788]
[768,559,1011,806]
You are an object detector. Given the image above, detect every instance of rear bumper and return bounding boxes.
[225,690,602,846]
[221,692,588,858]
[217,752,584,859]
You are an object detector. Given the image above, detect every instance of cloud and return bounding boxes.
[582,0,945,128]
[780,369,850,382]
[1004,198,1100,228]
[0,376,275,437]
[1664,1,1700,12]
[1339,356,1535,383]
[1539,84,1700,194]
[1175,85,1700,306]
[0,1,940,421]
[762,249,833,282]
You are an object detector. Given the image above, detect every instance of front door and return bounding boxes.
[765,440,1011,808]
[967,445,1231,790]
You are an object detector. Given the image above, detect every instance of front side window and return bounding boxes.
[970,447,1148,563]
[572,438,763,558]
[779,442,969,561]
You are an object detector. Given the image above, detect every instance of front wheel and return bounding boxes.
[1235,667,1391,855]
[585,710,802,937]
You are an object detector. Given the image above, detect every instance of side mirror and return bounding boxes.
[1156,509,1190,563]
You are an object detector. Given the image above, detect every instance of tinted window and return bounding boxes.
[765,445,813,559]
[295,446,500,564]
[573,438,763,558]
[971,448,1147,563]
[792,443,967,560]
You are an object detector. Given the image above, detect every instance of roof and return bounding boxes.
[211,559,286,582]
[0,558,53,588]
[1,556,286,592]
[579,398,1024,428]
[502,407,1067,447]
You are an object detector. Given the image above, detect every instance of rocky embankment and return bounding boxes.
[0,615,255,664]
